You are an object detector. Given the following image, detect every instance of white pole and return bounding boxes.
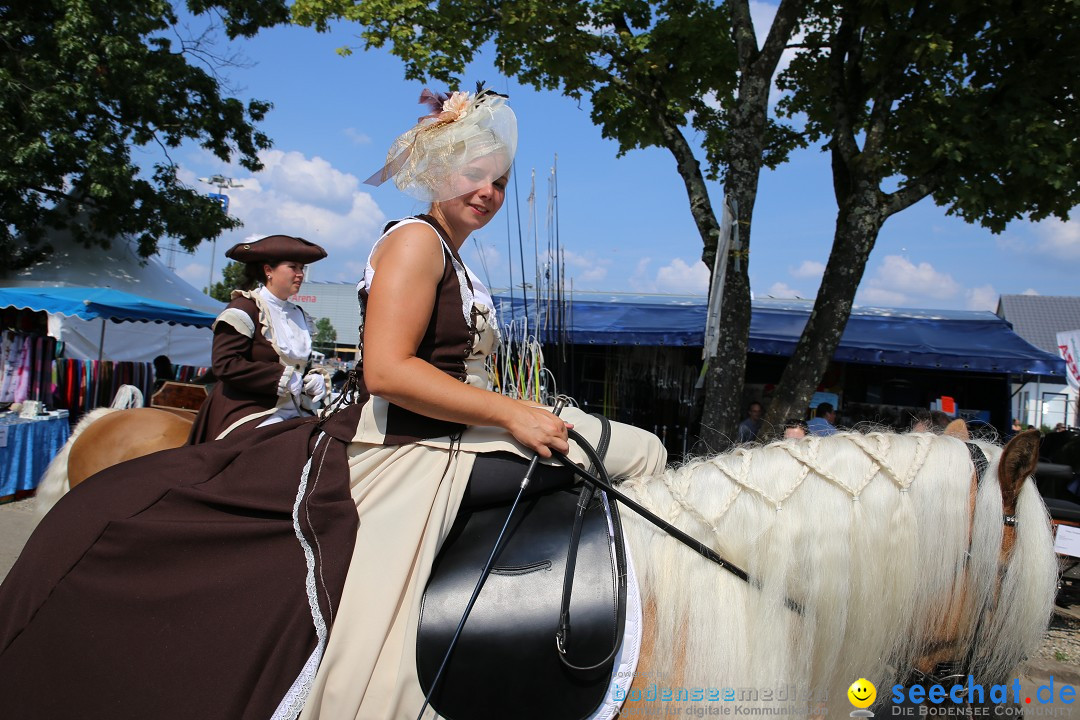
[208,236,217,294]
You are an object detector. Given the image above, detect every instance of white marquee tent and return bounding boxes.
[1,229,223,366]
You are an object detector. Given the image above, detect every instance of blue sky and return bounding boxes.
[167,3,1079,311]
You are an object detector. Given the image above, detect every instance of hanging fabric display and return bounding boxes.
[0,310,56,406]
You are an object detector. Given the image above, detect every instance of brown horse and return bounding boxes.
[36,407,191,515]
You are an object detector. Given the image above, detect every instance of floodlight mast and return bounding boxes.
[198,175,243,293]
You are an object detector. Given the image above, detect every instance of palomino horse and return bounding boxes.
[36,407,192,514]
[32,416,1054,716]
[617,426,1054,713]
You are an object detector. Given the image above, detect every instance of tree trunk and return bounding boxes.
[697,70,773,451]
[694,0,807,452]
[764,178,885,430]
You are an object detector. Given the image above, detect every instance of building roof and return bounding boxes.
[493,291,1065,377]
[996,295,1080,354]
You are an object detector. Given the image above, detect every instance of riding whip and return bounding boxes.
[416,397,567,720]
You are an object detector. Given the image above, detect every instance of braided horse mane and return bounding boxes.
[619,429,1056,709]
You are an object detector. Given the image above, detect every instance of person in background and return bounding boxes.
[737,401,764,443]
[909,409,951,433]
[187,234,328,444]
[152,354,175,393]
[807,402,838,436]
[782,418,808,439]
[1041,421,1074,462]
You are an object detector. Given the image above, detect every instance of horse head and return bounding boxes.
[905,423,1045,692]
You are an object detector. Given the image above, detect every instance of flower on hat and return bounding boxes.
[417,89,474,127]
[441,91,471,120]
[364,82,516,202]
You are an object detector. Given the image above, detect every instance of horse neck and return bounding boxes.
[619,433,1003,703]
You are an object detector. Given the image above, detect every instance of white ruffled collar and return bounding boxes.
[260,286,292,309]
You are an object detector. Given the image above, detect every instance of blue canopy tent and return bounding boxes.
[492,293,1065,377]
[0,287,216,363]
[0,287,216,327]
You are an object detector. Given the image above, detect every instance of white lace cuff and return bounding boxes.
[278,366,296,397]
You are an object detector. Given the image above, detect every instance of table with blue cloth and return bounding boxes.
[0,414,71,502]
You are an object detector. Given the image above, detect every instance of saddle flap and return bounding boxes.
[418,488,621,720]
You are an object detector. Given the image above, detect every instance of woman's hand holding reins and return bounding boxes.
[303,372,327,403]
[502,400,573,458]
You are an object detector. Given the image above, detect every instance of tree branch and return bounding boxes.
[883,173,938,217]
[756,0,807,79]
[828,5,861,170]
[729,0,759,70]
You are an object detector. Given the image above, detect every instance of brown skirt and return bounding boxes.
[0,418,357,720]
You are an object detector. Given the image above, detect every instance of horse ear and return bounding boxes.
[943,419,969,440]
[997,429,1040,514]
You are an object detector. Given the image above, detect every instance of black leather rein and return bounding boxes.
[552,429,804,615]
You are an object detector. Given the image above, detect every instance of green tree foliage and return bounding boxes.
[762,0,1080,427]
[295,0,1080,442]
[207,260,247,302]
[0,0,289,271]
[313,317,337,352]
[292,0,808,446]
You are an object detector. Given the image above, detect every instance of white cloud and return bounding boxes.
[860,255,961,306]
[628,258,655,292]
[1022,288,1040,296]
[766,282,807,298]
[626,257,709,294]
[256,149,364,211]
[177,262,209,288]
[344,128,372,145]
[965,284,998,311]
[180,149,388,284]
[655,258,710,294]
[1033,217,1080,261]
[996,214,1080,262]
[561,249,611,284]
[462,240,504,288]
[859,286,909,306]
[994,233,1027,253]
[343,260,366,281]
[789,260,825,279]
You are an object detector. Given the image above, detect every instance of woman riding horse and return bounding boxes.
[0,87,666,719]
[188,234,329,443]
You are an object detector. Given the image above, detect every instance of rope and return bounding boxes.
[648,433,939,535]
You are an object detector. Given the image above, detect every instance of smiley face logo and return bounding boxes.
[847,678,877,709]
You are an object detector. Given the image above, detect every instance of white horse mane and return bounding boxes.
[35,407,118,517]
[620,431,1056,706]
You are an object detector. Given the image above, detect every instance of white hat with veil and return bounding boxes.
[364,85,518,202]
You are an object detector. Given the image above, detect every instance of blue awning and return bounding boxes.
[492,292,1065,376]
[0,286,216,328]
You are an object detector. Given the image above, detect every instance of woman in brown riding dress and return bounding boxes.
[0,88,666,720]
[188,235,328,443]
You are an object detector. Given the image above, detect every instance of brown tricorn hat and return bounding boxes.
[225,235,327,264]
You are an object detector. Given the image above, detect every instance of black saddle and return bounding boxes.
[417,420,626,720]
